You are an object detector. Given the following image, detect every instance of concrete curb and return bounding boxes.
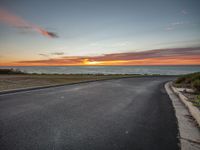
[165,82,200,150]
[170,82,200,127]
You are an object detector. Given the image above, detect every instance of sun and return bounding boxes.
[82,59,101,65]
[86,61,101,65]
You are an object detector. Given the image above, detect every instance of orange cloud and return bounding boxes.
[2,47,200,66]
[0,8,58,38]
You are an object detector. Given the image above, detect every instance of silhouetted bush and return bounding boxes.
[0,69,26,74]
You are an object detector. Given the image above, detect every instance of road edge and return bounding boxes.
[170,84,200,127]
[165,82,200,150]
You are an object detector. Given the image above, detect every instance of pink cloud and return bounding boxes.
[0,8,58,38]
[13,47,200,66]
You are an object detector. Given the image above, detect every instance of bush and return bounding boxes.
[192,79,200,93]
[0,69,25,74]
[175,76,187,84]
[174,72,200,91]
[193,94,200,107]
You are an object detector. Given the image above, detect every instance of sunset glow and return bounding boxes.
[83,60,102,65]
[1,1,200,149]
[0,0,200,66]
[2,48,200,66]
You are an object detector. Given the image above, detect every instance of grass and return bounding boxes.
[174,72,200,108]
[192,95,200,107]
[0,69,144,91]
[174,72,200,93]
[0,68,174,92]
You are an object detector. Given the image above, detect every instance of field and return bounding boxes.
[0,69,139,91]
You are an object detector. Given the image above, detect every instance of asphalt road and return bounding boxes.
[0,77,179,150]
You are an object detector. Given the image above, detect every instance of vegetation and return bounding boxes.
[171,72,200,108]
[174,72,200,93]
[0,68,173,91]
[0,68,26,74]
[192,79,200,93]
[192,95,200,107]
[0,69,141,91]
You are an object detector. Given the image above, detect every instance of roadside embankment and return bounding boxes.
[170,82,200,127]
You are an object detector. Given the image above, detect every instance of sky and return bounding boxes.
[0,0,200,66]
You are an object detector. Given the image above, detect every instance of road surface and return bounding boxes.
[0,77,179,150]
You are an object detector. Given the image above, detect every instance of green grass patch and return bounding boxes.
[192,94,200,107]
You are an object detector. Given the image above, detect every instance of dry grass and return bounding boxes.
[174,72,200,93]
[0,74,137,91]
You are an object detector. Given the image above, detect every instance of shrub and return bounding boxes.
[193,94,200,107]
[192,79,200,93]
[175,72,200,83]
[175,76,186,84]
[0,69,25,74]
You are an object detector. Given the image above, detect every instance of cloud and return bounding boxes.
[85,47,200,61]
[0,8,58,38]
[165,21,189,31]
[51,52,64,55]
[171,22,185,26]
[181,10,188,15]
[13,47,200,66]
[39,52,64,58]
[39,54,50,58]
[166,27,174,31]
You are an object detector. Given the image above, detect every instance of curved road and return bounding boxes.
[0,77,179,150]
